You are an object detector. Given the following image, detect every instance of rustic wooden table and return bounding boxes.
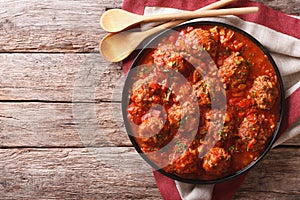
[0,0,299,199]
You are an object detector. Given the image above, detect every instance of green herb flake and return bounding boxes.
[224,47,231,54]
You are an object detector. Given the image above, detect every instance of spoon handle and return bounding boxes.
[143,7,259,23]
[201,0,237,10]
[143,0,237,32]
[144,0,237,35]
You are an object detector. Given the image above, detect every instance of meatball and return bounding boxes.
[152,43,192,75]
[192,80,211,106]
[249,75,278,110]
[198,109,235,152]
[238,113,276,151]
[153,43,181,67]
[168,103,181,127]
[138,115,164,138]
[238,113,260,142]
[176,27,218,58]
[127,103,145,125]
[167,100,199,131]
[131,84,151,108]
[218,52,249,89]
[166,146,199,175]
[137,108,172,149]
[131,80,163,108]
[202,147,231,175]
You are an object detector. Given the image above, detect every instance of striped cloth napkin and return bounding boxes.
[122,0,300,199]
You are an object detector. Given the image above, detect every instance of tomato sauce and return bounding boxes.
[125,24,281,181]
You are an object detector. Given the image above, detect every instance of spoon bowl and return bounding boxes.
[100,31,145,63]
[100,9,143,33]
[100,21,180,62]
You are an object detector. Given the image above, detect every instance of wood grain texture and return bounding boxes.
[0,0,123,53]
[234,147,300,199]
[0,0,298,53]
[0,147,298,199]
[0,101,298,148]
[0,102,128,148]
[0,147,162,200]
[0,53,122,102]
[255,0,300,15]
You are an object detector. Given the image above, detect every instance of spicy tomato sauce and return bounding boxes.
[125,24,281,181]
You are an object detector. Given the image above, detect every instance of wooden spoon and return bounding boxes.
[100,0,242,62]
[100,21,181,63]
[100,6,259,33]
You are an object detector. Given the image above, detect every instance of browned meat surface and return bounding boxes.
[249,75,279,110]
[218,52,249,89]
[238,113,276,151]
[202,147,231,175]
[176,27,218,58]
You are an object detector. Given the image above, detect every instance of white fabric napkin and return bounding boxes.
[144,6,300,200]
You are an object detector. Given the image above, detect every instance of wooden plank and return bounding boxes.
[0,0,123,52]
[0,102,129,148]
[0,53,123,102]
[0,102,299,148]
[2,52,300,115]
[255,0,300,15]
[234,147,300,199]
[0,147,162,199]
[0,0,298,53]
[0,147,298,199]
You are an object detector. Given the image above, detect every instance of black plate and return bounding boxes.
[122,21,285,184]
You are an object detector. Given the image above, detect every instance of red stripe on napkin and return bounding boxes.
[281,87,300,132]
[122,0,300,73]
[121,1,300,199]
[211,172,248,200]
[232,1,300,40]
[153,170,182,200]
[122,0,300,40]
